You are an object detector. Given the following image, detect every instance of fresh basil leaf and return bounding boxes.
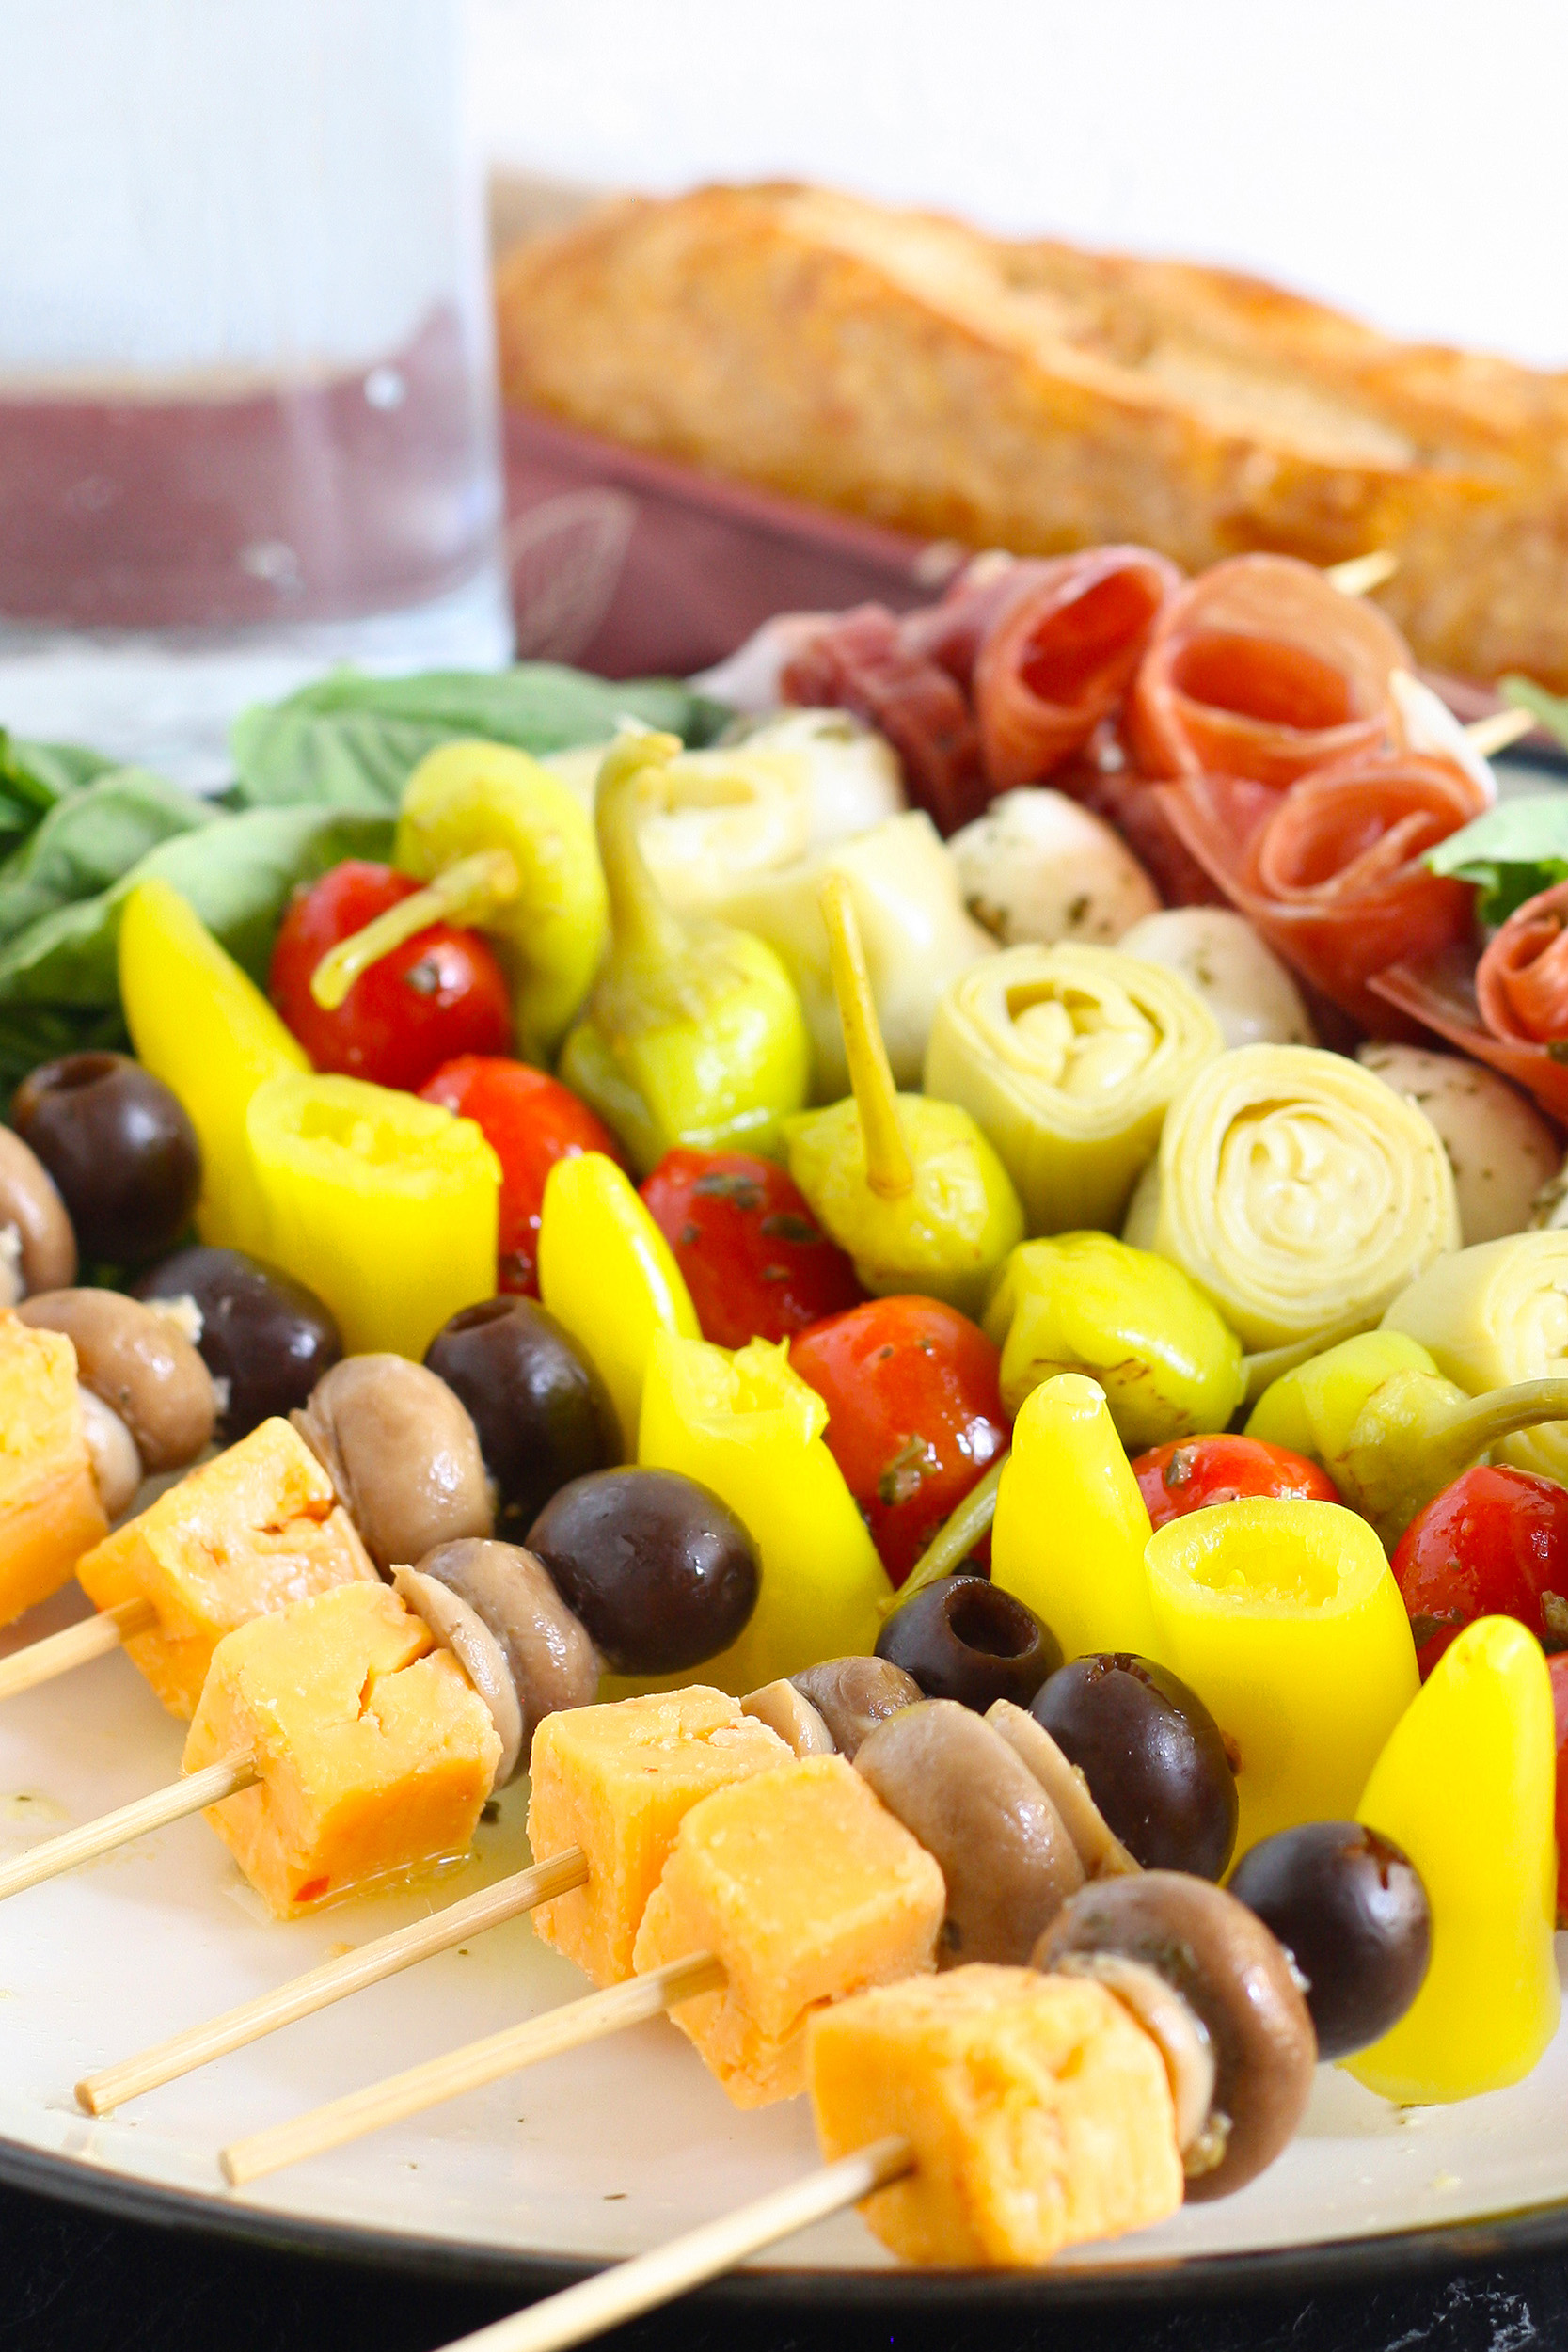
[0,769,216,949]
[1502,675,1568,754]
[0,806,392,1009]
[1426,792,1568,926]
[230,663,731,810]
[0,729,119,812]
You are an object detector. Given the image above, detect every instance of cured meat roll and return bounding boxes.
[970,548,1180,789]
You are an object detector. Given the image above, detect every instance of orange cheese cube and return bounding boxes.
[810,1964,1183,2266]
[183,1581,501,1918]
[632,1755,946,2108]
[0,1311,107,1626]
[527,1687,790,1988]
[76,1416,376,1718]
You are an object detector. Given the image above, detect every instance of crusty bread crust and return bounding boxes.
[496,183,1568,687]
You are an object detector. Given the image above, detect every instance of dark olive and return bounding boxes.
[135,1246,341,1439]
[1227,1821,1432,2061]
[527,1468,758,1676]
[424,1296,620,1538]
[13,1052,199,1263]
[875,1575,1060,1713]
[1031,1653,1237,1881]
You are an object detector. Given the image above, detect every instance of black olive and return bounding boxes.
[527,1468,759,1676]
[1227,1820,1432,2060]
[875,1575,1060,1713]
[1031,1654,1238,1881]
[134,1245,341,1439]
[425,1297,620,1537]
[13,1052,199,1264]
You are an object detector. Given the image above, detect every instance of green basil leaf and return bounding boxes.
[1426,792,1568,926]
[0,729,120,812]
[229,663,731,810]
[0,769,216,950]
[0,806,392,1009]
[1502,675,1568,755]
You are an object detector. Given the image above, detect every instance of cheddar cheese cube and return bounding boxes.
[632,1755,945,2108]
[527,1687,790,1988]
[809,1965,1183,2266]
[0,1311,107,1626]
[77,1417,376,1718]
[183,1581,501,1918]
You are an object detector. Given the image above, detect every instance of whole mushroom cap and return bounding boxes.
[293,1355,492,1573]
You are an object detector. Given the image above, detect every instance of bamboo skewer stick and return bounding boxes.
[0,1752,256,1904]
[1326,549,1400,596]
[220,1950,727,2188]
[1465,705,1539,758]
[78,1844,591,2115]
[0,1597,156,1704]
[430,2137,914,2352]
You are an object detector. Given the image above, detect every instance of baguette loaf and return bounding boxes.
[496,183,1568,688]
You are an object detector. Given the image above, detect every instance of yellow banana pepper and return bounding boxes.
[1145,1498,1418,1857]
[536,1151,699,1454]
[119,879,308,1258]
[634,1331,891,1692]
[245,1071,499,1359]
[982,1231,1244,1445]
[990,1373,1161,1661]
[1349,1615,1558,2104]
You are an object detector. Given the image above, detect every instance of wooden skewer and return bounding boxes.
[428,2137,913,2352]
[220,1949,727,2187]
[1464,705,1538,758]
[0,1597,156,1704]
[0,1751,256,1904]
[1326,549,1400,596]
[78,1844,591,2115]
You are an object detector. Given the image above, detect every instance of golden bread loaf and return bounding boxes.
[496,183,1568,687]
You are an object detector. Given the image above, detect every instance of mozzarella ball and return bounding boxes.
[1117,909,1315,1051]
[1358,1044,1560,1245]
[950,788,1159,947]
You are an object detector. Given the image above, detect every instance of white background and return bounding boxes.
[471,0,1568,367]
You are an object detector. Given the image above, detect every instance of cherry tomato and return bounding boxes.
[640,1150,864,1350]
[1132,1435,1339,1532]
[269,862,513,1093]
[1549,1652,1568,1925]
[789,1296,1008,1589]
[420,1055,626,1297]
[1390,1462,1568,1679]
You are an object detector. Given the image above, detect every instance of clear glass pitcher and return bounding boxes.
[0,0,512,781]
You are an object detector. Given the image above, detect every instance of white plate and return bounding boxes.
[0,1582,1564,2306]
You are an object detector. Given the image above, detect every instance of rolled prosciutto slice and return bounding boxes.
[1129,554,1415,787]
[781,602,985,834]
[1156,750,1488,1032]
[1476,880,1568,1048]
[1371,942,1568,1126]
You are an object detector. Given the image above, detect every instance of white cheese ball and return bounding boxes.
[1358,1044,1560,1247]
[949,787,1159,947]
[1117,908,1315,1051]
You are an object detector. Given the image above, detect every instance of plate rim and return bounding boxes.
[2,2128,1565,2312]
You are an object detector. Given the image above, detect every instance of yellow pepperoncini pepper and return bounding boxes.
[536,1151,699,1454]
[990,1373,1161,1661]
[784,873,1024,1318]
[119,879,308,1258]
[1348,1615,1559,2105]
[635,1330,891,1691]
[307,739,608,1065]
[558,732,812,1173]
[245,1071,499,1358]
[1248,1330,1568,1551]
[982,1231,1244,1445]
[1144,1497,1418,1857]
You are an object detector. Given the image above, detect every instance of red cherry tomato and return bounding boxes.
[1549,1652,1568,1924]
[269,862,514,1094]
[420,1055,626,1297]
[789,1296,1008,1589]
[1132,1435,1339,1532]
[640,1151,864,1350]
[1390,1462,1568,1679]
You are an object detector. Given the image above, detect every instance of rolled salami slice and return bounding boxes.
[1370,945,1568,1125]
[781,602,985,834]
[972,547,1181,789]
[1476,878,1568,1048]
[1128,554,1414,786]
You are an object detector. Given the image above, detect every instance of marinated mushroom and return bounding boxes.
[741,1677,836,1756]
[789,1656,921,1759]
[985,1699,1140,1880]
[19,1288,215,1471]
[855,1699,1085,1967]
[0,1125,77,1304]
[876,1575,1061,1714]
[393,1564,525,1788]
[74,1386,143,1519]
[414,1537,600,1771]
[1034,1871,1317,2199]
[293,1356,493,1574]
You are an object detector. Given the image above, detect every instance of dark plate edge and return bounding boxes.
[1,2129,1566,2312]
